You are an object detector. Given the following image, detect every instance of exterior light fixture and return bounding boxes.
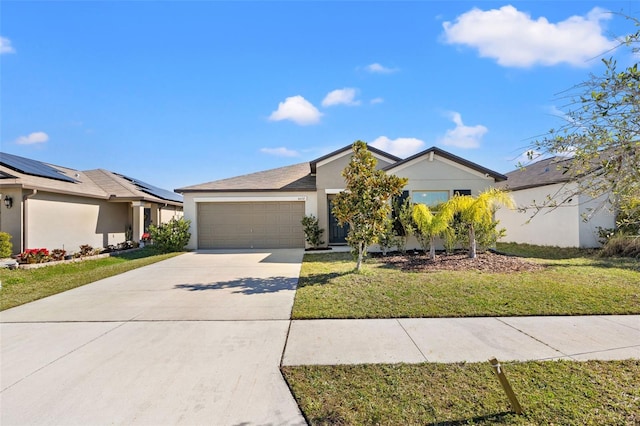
[4,195,13,209]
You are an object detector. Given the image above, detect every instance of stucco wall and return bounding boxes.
[392,156,495,196]
[159,205,184,223]
[389,155,497,251]
[182,191,317,250]
[496,183,615,248]
[578,193,616,247]
[26,192,130,253]
[315,152,395,247]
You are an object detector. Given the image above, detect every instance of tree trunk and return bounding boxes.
[469,225,477,258]
[356,242,364,271]
[429,236,436,261]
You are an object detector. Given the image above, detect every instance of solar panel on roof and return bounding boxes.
[117,174,183,203]
[0,152,78,183]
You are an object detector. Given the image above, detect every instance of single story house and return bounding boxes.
[495,156,615,248]
[175,144,507,250]
[0,152,183,255]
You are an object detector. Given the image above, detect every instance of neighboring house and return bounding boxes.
[0,152,183,255]
[495,156,615,248]
[176,145,507,250]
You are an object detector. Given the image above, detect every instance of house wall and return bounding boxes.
[0,188,24,255]
[26,192,130,254]
[393,156,495,197]
[389,155,496,251]
[182,191,317,250]
[159,205,183,223]
[496,183,581,247]
[315,153,395,247]
[496,183,615,248]
[578,193,616,247]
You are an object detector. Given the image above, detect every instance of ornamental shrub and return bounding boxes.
[301,214,324,249]
[20,248,50,264]
[0,232,12,258]
[50,248,66,261]
[149,217,191,253]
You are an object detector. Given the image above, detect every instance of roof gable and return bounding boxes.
[310,144,401,173]
[384,146,507,181]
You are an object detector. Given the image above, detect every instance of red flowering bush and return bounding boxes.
[141,233,151,242]
[19,248,50,264]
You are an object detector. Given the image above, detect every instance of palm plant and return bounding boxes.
[442,188,515,258]
[412,203,453,260]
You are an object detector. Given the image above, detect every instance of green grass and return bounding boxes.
[282,360,640,425]
[292,245,640,319]
[0,248,182,310]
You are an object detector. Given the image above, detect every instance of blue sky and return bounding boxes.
[1,1,638,191]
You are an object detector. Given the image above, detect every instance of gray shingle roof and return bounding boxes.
[175,162,315,193]
[497,156,572,191]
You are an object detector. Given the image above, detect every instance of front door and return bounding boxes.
[328,197,349,244]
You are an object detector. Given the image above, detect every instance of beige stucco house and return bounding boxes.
[176,144,507,250]
[495,156,615,248]
[0,152,183,255]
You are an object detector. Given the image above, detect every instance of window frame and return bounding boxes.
[411,190,450,208]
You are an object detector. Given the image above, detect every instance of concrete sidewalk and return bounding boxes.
[282,315,640,365]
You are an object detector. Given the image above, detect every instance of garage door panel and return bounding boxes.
[198,202,304,249]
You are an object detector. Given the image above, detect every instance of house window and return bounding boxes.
[412,190,449,207]
[453,189,472,196]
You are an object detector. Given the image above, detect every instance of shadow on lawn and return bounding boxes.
[427,411,513,425]
[296,271,352,288]
[175,276,297,295]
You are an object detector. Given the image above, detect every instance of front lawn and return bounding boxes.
[282,360,640,425]
[291,244,640,319]
[0,248,182,311]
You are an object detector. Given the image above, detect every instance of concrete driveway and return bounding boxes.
[1,250,306,426]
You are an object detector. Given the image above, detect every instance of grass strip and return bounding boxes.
[282,360,640,425]
[292,248,639,319]
[0,249,182,310]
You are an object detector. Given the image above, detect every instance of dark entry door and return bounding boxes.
[328,198,349,244]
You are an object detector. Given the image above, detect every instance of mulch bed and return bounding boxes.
[373,250,545,273]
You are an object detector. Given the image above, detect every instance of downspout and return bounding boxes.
[22,189,37,252]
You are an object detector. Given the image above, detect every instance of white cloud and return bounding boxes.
[15,131,49,145]
[365,63,398,74]
[370,136,425,158]
[439,112,487,149]
[268,95,322,125]
[260,147,300,157]
[370,97,384,105]
[321,88,361,107]
[0,36,15,54]
[442,6,617,67]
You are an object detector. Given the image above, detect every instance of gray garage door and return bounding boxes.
[197,202,305,249]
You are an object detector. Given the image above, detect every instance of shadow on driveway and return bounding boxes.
[175,276,298,295]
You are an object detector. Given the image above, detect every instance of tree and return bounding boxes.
[412,204,453,260]
[332,141,408,271]
[529,20,639,229]
[442,188,514,258]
